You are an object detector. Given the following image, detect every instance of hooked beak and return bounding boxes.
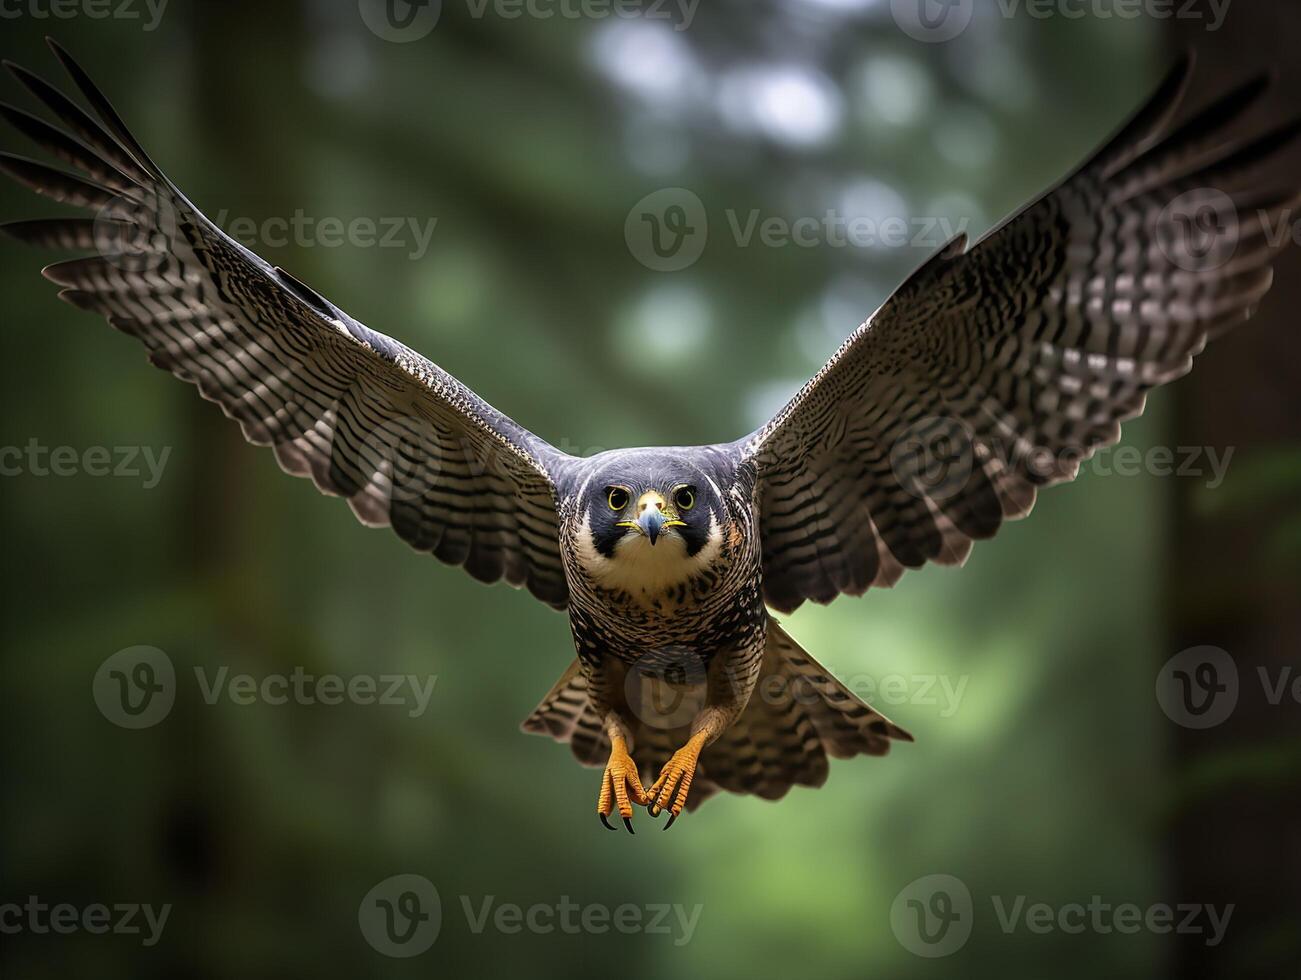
[640,508,665,546]
[617,490,686,547]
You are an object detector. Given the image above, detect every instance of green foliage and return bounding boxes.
[7,4,1284,978]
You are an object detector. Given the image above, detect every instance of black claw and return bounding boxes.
[623,817,635,835]
[599,813,615,831]
[662,812,677,831]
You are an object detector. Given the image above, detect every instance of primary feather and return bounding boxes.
[1,38,571,609]
[740,53,1300,613]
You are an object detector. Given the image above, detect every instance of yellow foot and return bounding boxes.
[598,737,648,834]
[647,732,707,830]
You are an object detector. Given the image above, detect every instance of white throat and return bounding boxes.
[574,512,722,597]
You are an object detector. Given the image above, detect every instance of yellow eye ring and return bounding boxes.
[607,487,629,511]
[674,487,695,511]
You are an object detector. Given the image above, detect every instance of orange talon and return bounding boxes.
[648,732,707,824]
[597,736,647,834]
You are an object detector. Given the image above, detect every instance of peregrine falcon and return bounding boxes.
[3,42,1296,830]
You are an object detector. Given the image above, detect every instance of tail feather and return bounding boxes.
[697,620,911,803]
[520,660,606,767]
[522,619,912,811]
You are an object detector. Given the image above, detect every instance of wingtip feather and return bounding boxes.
[42,36,162,179]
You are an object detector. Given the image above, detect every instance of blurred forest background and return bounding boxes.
[1,1,1298,978]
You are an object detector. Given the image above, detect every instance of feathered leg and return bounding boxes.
[647,639,764,828]
[584,659,648,833]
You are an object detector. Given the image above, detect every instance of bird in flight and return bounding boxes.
[3,41,1296,831]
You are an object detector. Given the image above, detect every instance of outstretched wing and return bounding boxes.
[740,54,1300,613]
[0,40,570,609]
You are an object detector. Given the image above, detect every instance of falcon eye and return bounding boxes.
[606,487,630,511]
[674,487,695,511]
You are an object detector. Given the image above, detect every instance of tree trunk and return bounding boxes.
[1165,8,1301,978]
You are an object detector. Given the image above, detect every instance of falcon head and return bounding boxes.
[571,452,727,592]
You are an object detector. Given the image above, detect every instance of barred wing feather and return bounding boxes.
[0,40,570,609]
[742,55,1300,613]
